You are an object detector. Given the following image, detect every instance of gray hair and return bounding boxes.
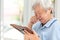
[32,0,54,13]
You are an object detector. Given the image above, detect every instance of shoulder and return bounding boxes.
[54,20,60,29]
[52,21,60,39]
[52,20,60,34]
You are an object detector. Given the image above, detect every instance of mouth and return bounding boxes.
[39,19,42,21]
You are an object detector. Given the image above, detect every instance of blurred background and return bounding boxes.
[1,0,60,40]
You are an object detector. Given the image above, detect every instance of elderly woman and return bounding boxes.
[24,0,60,40]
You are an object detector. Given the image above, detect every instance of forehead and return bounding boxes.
[32,3,40,10]
[32,3,46,13]
[32,4,44,13]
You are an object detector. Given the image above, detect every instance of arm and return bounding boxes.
[27,16,38,29]
[24,16,38,40]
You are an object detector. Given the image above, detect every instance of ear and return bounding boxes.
[47,8,52,13]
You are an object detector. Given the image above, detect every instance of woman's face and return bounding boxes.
[33,4,50,24]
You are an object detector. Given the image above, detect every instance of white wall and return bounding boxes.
[23,0,34,26]
[55,0,60,22]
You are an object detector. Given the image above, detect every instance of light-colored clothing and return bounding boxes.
[32,18,60,40]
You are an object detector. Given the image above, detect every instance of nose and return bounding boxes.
[37,15,41,20]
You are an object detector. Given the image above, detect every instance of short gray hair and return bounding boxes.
[32,0,54,13]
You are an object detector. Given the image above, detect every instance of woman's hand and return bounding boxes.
[24,30,40,40]
[24,33,30,40]
[27,16,38,29]
[30,16,38,24]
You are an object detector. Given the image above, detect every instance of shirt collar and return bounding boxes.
[43,18,57,28]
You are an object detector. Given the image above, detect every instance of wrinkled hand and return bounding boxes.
[24,30,40,40]
[27,16,38,29]
[30,16,38,24]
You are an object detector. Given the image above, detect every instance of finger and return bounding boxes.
[24,30,28,34]
[24,30,31,35]
[24,31,26,34]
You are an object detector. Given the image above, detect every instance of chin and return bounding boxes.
[41,21,45,24]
